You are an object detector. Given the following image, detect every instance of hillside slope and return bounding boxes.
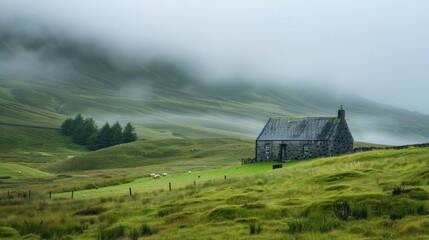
[1,31,429,144]
[0,163,53,179]
[2,147,429,239]
[0,125,85,167]
[44,138,254,173]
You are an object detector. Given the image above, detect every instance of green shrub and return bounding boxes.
[392,185,410,196]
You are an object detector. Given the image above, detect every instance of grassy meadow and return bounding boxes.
[1,146,429,239]
[0,125,86,168]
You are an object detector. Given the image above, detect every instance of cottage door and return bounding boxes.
[280,144,287,162]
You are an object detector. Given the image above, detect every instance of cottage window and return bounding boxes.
[264,143,270,159]
[303,145,310,155]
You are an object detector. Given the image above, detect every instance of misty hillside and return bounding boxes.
[1,31,428,144]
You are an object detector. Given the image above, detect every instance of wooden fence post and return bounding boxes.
[28,190,31,198]
[49,191,52,199]
[71,191,74,199]
[7,191,10,197]
[129,188,132,196]
[169,182,172,191]
[194,180,196,186]
[224,175,226,180]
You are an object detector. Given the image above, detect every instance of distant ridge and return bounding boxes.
[0,31,429,144]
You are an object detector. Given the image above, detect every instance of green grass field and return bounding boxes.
[1,146,428,239]
[45,138,254,173]
[0,125,86,168]
[0,163,53,179]
[52,162,275,199]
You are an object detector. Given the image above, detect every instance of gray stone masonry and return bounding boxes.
[255,107,354,162]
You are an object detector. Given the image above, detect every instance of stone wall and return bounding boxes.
[329,119,354,155]
[354,143,429,152]
[256,140,331,162]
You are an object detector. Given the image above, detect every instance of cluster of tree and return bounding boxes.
[61,114,137,150]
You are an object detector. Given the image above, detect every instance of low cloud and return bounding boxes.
[0,0,428,115]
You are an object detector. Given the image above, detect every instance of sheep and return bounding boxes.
[188,171,192,174]
[153,174,161,179]
[149,173,156,177]
[163,173,167,177]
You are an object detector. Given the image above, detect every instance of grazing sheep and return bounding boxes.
[149,173,156,177]
[188,171,192,174]
[153,174,161,179]
[163,173,167,177]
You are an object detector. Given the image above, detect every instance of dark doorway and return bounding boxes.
[280,144,287,162]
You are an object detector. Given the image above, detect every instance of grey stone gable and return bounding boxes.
[256,117,340,141]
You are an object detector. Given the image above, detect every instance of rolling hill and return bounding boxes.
[0,124,85,167]
[2,146,429,239]
[44,138,254,173]
[0,163,52,179]
[1,30,429,144]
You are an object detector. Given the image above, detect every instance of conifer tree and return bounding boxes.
[96,123,113,149]
[71,114,84,133]
[61,118,74,136]
[60,115,136,150]
[72,118,98,145]
[87,131,100,151]
[122,122,137,143]
[111,122,123,145]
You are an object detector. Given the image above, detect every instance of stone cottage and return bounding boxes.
[255,106,353,162]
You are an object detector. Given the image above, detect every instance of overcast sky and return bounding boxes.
[1,0,429,114]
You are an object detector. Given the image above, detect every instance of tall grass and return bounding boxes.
[1,147,429,239]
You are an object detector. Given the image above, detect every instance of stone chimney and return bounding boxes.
[338,105,345,119]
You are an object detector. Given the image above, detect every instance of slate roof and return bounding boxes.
[257,117,340,141]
